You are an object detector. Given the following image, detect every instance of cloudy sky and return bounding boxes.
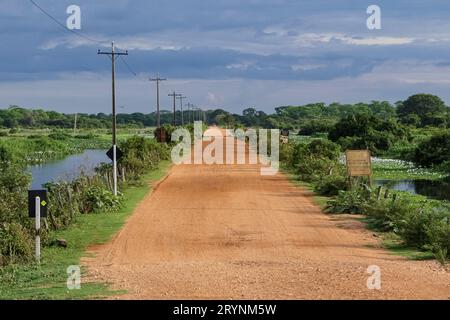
[1,0,450,114]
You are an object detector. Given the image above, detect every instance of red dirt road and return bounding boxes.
[83,133,449,299]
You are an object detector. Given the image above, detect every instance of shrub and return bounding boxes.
[423,208,450,263]
[325,188,369,214]
[119,136,170,181]
[81,186,122,213]
[293,139,341,181]
[413,131,450,169]
[313,174,348,196]
[279,142,296,167]
[0,222,34,265]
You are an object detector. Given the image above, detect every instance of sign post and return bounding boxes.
[345,150,372,188]
[35,196,41,263]
[106,146,123,196]
[28,190,47,263]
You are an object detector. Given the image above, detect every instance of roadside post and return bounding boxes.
[35,196,41,262]
[28,189,48,263]
[106,146,124,195]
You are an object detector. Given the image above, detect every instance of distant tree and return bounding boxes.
[328,114,408,154]
[397,94,448,127]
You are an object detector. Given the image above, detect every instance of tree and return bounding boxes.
[397,94,448,127]
[328,114,408,155]
[413,131,450,169]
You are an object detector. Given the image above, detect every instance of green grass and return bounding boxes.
[281,169,329,209]
[0,160,171,300]
[359,217,435,261]
[382,238,435,261]
[0,128,157,165]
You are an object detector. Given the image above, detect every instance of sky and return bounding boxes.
[2,0,450,114]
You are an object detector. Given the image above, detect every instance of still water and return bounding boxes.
[375,179,450,201]
[28,149,108,189]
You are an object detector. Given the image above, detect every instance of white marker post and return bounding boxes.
[113,144,118,196]
[35,196,41,263]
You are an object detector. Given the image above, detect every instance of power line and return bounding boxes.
[29,0,107,45]
[119,55,137,76]
[29,0,148,81]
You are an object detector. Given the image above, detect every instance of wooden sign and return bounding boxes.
[345,150,372,177]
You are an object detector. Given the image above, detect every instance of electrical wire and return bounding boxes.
[29,0,108,45]
[119,55,137,76]
[29,0,146,80]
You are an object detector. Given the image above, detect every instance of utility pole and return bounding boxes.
[187,103,193,124]
[176,95,187,126]
[149,73,167,127]
[191,104,195,123]
[98,41,128,196]
[168,91,181,126]
[73,113,78,136]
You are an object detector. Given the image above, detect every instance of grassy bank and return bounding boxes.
[0,128,156,165]
[0,160,171,300]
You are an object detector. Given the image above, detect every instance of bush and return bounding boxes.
[119,136,170,181]
[413,131,450,169]
[325,188,369,214]
[293,139,341,181]
[81,186,122,213]
[313,174,348,196]
[279,142,296,167]
[0,222,34,265]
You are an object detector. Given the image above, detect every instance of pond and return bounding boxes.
[375,179,450,201]
[28,149,109,189]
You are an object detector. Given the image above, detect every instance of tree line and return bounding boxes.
[1,94,449,131]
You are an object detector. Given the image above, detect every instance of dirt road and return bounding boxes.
[83,131,449,299]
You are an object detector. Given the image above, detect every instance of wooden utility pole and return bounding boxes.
[73,113,78,135]
[176,95,187,126]
[168,91,181,126]
[97,42,128,196]
[149,74,167,127]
